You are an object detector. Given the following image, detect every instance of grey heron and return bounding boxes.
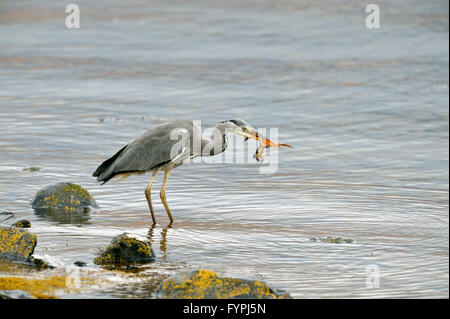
[93,119,275,225]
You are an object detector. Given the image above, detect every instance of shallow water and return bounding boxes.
[0,0,448,298]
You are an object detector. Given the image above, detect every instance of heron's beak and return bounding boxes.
[236,126,283,149]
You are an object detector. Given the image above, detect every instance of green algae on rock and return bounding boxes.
[94,233,155,266]
[22,166,41,172]
[0,226,37,261]
[310,237,354,244]
[31,182,97,213]
[156,269,291,299]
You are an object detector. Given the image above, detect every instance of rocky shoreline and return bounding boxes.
[0,182,296,299]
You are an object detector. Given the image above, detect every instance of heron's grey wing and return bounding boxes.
[95,120,196,183]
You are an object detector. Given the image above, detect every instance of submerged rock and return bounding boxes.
[322,237,353,244]
[31,182,97,213]
[22,166,41,172]
[0,226,37,261]
[310,237,353,244]
[94,233,155,266]
[156,269,291,299]
[12,219,32,228]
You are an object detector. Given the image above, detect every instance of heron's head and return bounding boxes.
[217,119,276,146]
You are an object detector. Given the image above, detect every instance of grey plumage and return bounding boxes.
[93,120,199,184]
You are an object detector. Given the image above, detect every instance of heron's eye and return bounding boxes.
[242,127,247,132]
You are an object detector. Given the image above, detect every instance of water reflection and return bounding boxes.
[147,224,171,261]
[33,207,91,225]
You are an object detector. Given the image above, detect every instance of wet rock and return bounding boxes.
[156,269,292,299]
[94,233,155,266]
[12,219,31,228]
[31,182,97,213]
[25,256,56,269]
[74,261,87,267]
[0,289,32,299]
[0,226,37,261]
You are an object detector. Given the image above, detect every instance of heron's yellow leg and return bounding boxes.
[145,168,161,225]
[160,168,174,224]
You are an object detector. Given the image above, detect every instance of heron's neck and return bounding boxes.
[201,124,228,156]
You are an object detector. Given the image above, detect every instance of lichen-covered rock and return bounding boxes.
[94,233,155,265]
[31,182,97,213]
[0,226,37,261]
[156,269,291,299]
[12,219,31,228]
[0,275,68,299]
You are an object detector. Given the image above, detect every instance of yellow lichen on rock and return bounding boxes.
[0,276,67,299]
[0,274,98,299]
[31,182,97,213]
[94,233,155,266]
[157,269,291,299]
[0,226,37,261]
